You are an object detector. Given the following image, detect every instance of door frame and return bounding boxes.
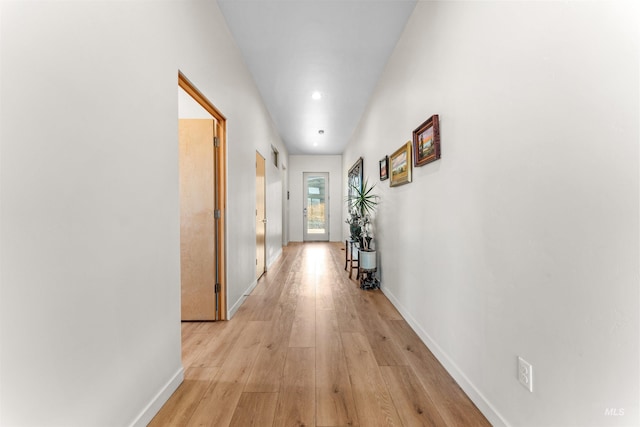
[178,71,227,320]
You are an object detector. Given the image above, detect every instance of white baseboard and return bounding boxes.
[227,279,258,319]
[229,246,288,319]
[380,286,509,427]
[129,366,184,427]
[228,249,283,320]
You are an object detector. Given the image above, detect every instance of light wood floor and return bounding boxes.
[149,242,490,427]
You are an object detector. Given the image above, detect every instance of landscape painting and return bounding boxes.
[390,142,412,187]
[413,114,441,166]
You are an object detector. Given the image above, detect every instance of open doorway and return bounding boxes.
[178,72,227,320]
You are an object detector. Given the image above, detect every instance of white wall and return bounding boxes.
[289,155,343,242]
[343,1,639,426]
[282,160,290,246]
[0,1,286,425]
[178,86,214,119]
[265,150,284,268]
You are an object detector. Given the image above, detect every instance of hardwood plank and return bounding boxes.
[341,332,402,427]
[244,309,295,392]
[365,291,403,321]
[246,295,271,321]
[282,270,305,299]
[353,299,407,367]
[191,321,227,334]
[385,319,491,426]
[334,302,365,333]
[249,249,296,318]
[298,271,318,297]
[229,392,278,427]
[181,321,199,339]
[273,347,316,427]
[189,319,244,368]
[380,365,447,427]
[181,331,210,369]
[186,321,266,427]
[231,294,261,322]
[250,245,288,297]
[316,282,335,311]
[327,244,362,297]
[148,367,218,427]
[329,272,364,333]
[277,272,303,318]
[316,310,359,426]
[289,295,316,348]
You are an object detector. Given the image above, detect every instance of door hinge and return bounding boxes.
[215,283,220,293]
[256,259,258,265]
[214,209,221,219]
[213,136,220,147]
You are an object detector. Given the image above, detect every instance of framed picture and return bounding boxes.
[347,157,363,204]
[412,114,441,167]
[379,156,389,181]
[390,142,412,187]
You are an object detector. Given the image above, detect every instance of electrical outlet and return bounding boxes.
[518,356,533,392]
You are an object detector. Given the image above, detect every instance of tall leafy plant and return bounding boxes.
[346,179,378,249]
[347,178,378,217]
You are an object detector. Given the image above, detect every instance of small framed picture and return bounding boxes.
[412,114,441,167]
[389,142,412,187]
[379,156,389,181]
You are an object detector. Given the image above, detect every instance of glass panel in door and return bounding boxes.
[303,172,329,241]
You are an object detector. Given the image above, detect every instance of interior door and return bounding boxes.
[256,152,266,279]
[179,119,216,321]
[303,172,329,241]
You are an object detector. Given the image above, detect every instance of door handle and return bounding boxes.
[262,219,267,223]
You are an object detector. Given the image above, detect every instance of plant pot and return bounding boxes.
[360,250,376,270]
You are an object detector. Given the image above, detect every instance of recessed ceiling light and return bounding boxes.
[313,142,318,147]
[311,91,322,100]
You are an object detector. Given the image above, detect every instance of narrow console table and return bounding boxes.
[344,239,360,279]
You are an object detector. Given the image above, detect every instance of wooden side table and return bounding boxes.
[344,239,360,279]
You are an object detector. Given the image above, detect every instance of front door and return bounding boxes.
[256,152,266,279]
[303,172,329,241]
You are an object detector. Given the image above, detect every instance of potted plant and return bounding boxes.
[346,179,379,288]
[346,178,378,257]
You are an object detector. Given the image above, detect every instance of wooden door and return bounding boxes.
[179,119,216,320]
[256,152,266,279]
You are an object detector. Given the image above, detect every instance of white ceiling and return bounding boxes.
[218,0,417,155]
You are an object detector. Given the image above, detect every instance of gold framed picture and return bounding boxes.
[389,141,412,187]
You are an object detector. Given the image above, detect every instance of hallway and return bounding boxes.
[150,242,490,426]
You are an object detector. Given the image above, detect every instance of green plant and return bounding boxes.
[347,179,378,217]
[346,179,378,249]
